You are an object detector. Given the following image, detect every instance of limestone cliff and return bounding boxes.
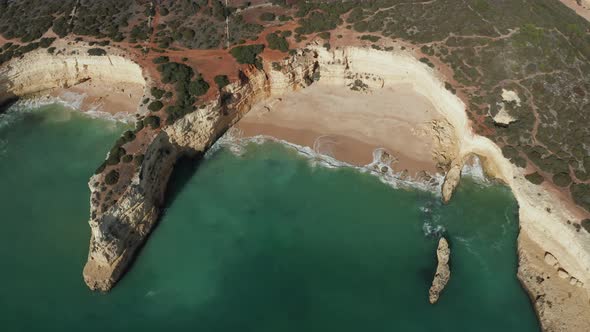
[0,47,145,106]
[429,237,451,304]
[83,51,320,291]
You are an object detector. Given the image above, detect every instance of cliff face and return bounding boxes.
[83,51,320,291]
[0,48,145,105]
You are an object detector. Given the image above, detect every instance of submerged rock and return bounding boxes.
[429,237,451,304]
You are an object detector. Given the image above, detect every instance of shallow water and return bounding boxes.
[0,105,539,331]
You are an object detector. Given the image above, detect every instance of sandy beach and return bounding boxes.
[237,81,443,176]
[49,80,144,116]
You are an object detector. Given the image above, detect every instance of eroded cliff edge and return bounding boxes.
[0,46,145,106]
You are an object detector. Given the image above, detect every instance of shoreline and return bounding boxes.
[0,93,138,124]
[236,79,443,177]
[213,128,447,194]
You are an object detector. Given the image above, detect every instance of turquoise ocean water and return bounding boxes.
[0,104,539,331]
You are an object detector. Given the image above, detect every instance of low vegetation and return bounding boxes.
[229,44,265,67]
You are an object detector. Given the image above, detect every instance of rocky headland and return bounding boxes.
[429,237,451,304]
[1,42,589,331]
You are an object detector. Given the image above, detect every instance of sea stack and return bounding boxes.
[429,237,451,304]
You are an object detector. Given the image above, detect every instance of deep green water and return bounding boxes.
[0,104,539,331]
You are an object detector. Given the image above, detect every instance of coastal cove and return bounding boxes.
[0,104,539,331]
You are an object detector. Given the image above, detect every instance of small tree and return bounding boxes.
[105,170,120,185]
[189,77,210,96]
[153,56,170,64]
[148,101,164,112]
[88,48,107,56]
[229,44,265,64]
[214,75,230,89]
[143,115,161,129]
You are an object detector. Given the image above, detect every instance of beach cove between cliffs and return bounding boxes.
[1,43,589,330]
[0,100,541,331]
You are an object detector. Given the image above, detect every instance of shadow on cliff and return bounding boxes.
[161,153,205,211]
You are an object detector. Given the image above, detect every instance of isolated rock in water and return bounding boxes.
[429,237,451,304]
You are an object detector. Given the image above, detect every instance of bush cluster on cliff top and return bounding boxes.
[88,48,107,56]
[214,75,230,89]
[266,32,289,52]
[153,56,170,64]
[143,115,161,129]
[525,172,544,185]
[148,101,164,112]
[155,61,212,123]
[229,44,265,66]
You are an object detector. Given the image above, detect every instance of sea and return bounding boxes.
[0,103,540,331]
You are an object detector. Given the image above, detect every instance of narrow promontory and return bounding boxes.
[429,237,451,304]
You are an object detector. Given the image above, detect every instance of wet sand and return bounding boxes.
[50,80,144,116]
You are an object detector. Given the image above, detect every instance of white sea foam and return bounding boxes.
[422,221,446,238]
[0,94,135,128]
[461,155,489,184]
[211,129,445,195]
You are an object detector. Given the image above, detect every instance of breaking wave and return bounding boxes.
[0,94,135,131]
[209,128,445,195]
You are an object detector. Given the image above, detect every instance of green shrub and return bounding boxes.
[552,173,572,187]
[419,57,435,68]
[157,62,194,84]
[148,101,164,112]
[122,154,133,163]
[230,44,265,64]
[214,75,230,89]
[582,219,590,233]
[266,32,289,52]
[121,130,136,142]
[104,170,120,186]
[360,35,380,42]
[135,120,144,131]
[106,146,126,165]
[143,115,161,129]
[151,87,166,99]
[88,48,107,56]
[39,37,55,48]
[296,10,342,34]
[525,172,544,185]
[189,77,210,96]
[571,183,590,212]
[153,56,170,64]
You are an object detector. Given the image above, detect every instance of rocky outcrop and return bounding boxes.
[429,237,451,304]
[517,233,590,331]
[82,51,320,291]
